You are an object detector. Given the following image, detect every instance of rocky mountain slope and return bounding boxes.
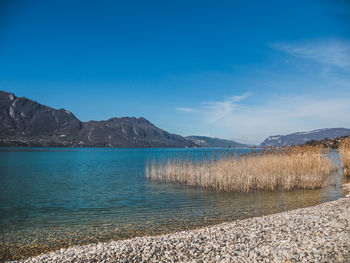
[0,90,196,147]
[186,136,249,148]
[260,128,350,147]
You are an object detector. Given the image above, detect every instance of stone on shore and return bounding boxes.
[12,197,350,263]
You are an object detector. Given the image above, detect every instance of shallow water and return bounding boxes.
[0,148,347,261]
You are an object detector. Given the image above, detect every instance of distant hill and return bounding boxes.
[0,90,196,148]
[186,135,249,148]
[260,128,350,147]
[304,135,350,149]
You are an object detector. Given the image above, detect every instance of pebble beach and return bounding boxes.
[11,196,350,263]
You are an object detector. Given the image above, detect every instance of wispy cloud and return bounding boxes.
[171,39,350,143]
[203,93,251,123]
[175,107,196,113]
[200,95,350,143]
[271,40,350,70]
[232,92,252,102]
[176,93,350,143]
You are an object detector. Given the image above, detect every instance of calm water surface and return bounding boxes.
[0,148,347,261]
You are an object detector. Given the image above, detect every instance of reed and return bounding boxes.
[339,137,350,176]
[146,146,335,192]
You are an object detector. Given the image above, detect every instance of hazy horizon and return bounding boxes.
[1,0,350,143]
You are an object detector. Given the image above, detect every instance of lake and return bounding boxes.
[0,147,347,261]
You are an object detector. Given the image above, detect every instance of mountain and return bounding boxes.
[186,135,249,148]
[0,90,82,137]
[79,117,195,148]
[0,90,196,148]
[260,128,350,147]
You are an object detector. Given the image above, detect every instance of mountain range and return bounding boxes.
[2,90,348,148]
[0,90,196,147]
[259,128,350,147]
[186,136,249,148]
[1,90,249,148]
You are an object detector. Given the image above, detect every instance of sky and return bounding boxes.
[1,0,350,144]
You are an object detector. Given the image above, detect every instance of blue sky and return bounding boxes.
[1,0,350,143]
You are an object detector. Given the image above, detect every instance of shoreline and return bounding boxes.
[12,196,350,263]
[2,149,346,262]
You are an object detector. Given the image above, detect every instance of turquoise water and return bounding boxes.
[0,148,346,261]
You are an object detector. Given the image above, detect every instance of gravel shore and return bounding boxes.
[12,197,350,263]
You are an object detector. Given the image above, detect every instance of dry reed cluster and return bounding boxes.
[340,137,350,176]
[146,146,334,192]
